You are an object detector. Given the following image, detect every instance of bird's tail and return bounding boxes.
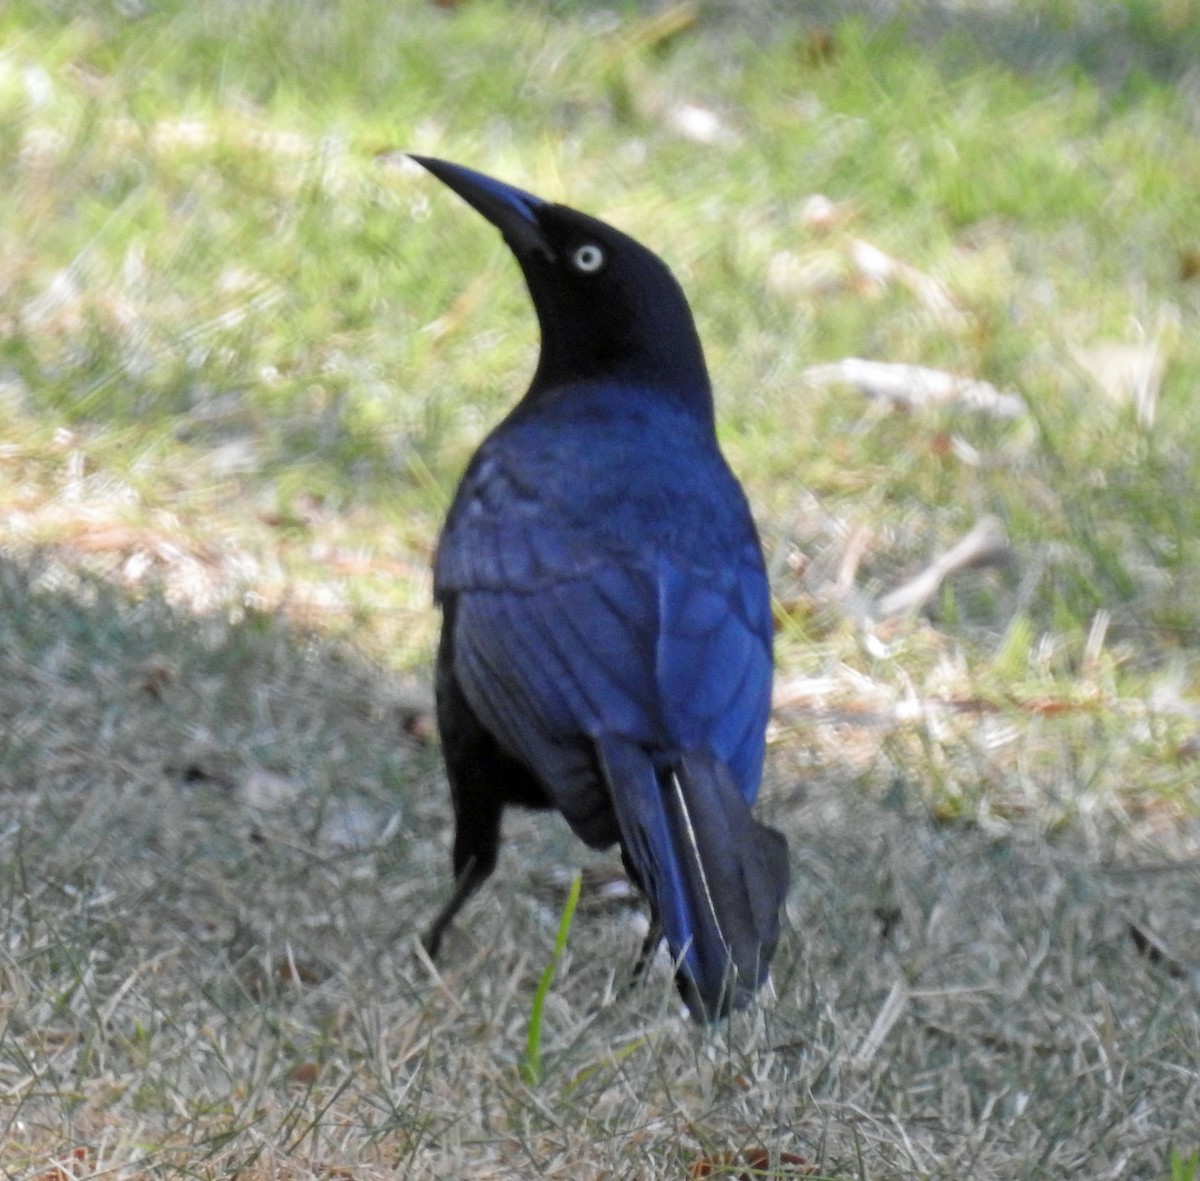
[596,736,789,1022]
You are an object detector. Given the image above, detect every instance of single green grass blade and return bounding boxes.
[520,870,582,1088]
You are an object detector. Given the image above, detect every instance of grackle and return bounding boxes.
[413,156,789,1022]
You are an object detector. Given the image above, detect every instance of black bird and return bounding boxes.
[414,156,789,1021]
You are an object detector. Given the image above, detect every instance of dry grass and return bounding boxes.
[2,547,1198,1180]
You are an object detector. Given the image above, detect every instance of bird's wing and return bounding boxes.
[445,544,770,827]
[653,549,772,801]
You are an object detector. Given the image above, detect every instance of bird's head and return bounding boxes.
[411,156,712,415]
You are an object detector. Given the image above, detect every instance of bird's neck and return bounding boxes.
[510,373,718,443]
[530,335,713,422]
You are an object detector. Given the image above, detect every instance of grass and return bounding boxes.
[2,0,1200,1177]
[520,872,582,1088]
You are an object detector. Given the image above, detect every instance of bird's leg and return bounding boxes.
[619,846,664,989]
[421,855,484,959]
[628,916,663,988]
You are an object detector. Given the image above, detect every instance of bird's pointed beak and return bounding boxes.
[410,155,554,261]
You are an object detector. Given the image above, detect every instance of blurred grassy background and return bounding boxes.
[2,1,1200,1177]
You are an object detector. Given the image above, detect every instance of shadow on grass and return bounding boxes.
[2,547,1200,1177]
[0,546,444,1008]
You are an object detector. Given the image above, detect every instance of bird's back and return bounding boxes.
[436,379,773,815]
[439,381,761,594]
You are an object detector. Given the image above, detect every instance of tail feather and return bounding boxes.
[596,736,789,1021]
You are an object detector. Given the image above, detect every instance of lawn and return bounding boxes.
[2,1,1199,1177]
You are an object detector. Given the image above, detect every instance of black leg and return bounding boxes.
[422,855,485,958]
[424,612,551,957]
[420,782,502,959]
[629,916,663,987]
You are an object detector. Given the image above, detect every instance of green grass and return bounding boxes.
[520,871,582,1088]
[2,1,1200,1177]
